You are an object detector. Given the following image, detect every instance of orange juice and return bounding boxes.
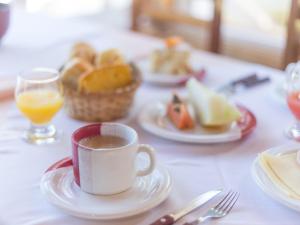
[16,90,63,124]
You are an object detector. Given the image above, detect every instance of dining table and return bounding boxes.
[0,9,299,225]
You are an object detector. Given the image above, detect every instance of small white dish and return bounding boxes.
[135,57,205,86]
[138,98,256,144]
[252,143,300,212]
[40,157,172,220]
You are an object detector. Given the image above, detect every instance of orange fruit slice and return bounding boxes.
[167,94,194,129]
[165,36,183,48]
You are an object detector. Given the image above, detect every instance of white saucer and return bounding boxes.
[135,57,205,86]
[252,143,300,212]
[138,98,256,144]
[40,157,172,220]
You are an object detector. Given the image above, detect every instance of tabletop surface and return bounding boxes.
[0,9,299,225]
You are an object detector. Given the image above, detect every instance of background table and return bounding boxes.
[0,10,299,225]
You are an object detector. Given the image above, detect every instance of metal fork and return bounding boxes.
[183,190,239,225]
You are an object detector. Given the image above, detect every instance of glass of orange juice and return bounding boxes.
[15,68,63,144]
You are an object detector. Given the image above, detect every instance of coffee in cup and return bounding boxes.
[79,135,128,149]
[71,123,156,195]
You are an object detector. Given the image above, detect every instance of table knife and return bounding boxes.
[217,74,270,96]
[149,189,221,225]
[217,74,257,93]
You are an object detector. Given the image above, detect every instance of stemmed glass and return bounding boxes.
[15,68,63,144]
[286,62,300,140]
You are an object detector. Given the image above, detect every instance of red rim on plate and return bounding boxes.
[177,69,206,85]
[138,101,257,143]
[237,104,257,138]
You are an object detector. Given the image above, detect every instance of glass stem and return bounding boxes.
[24,123,57,144]
[295,120,300,130]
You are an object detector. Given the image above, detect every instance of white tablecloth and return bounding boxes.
[0,9,299,225]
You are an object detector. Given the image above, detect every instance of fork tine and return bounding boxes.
[184,191,238,224]
[213,190,233,209]
[217,191,236,211]
[218,191,238,212]
[215,191,235,210]
[223,192,239,214]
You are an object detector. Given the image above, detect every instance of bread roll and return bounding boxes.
[94,49,125,68]
[70,42,96,64]
[61,58,93,89]
[78,64,133,92]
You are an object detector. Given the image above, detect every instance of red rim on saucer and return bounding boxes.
[41,156,172,220]
[46,157,73,173]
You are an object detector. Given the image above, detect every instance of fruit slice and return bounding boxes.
[79,64,132,92]
[164,36,183,48]
[167,94,194,129]
[186,78,241,127]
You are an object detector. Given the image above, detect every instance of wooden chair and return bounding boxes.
[131,0,222,53]
[283,0,300,68]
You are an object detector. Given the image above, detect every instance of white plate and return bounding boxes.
[138,98,256,144]
[40,157,172,220]
[135,57,205,85]
[251,143,300,212]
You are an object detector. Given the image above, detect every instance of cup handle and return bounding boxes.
[136,144,156,177]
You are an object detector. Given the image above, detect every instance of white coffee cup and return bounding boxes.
[71,123,156,195]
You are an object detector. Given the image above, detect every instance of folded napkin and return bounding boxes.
[259,152,300,199]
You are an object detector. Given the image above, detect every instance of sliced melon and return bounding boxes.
[186,78,241,127]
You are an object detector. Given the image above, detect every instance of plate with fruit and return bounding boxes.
[139,78,256,143]
[135,37,206,86]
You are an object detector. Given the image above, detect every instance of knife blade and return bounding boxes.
[217,74,270,96]
[149,189,222,225]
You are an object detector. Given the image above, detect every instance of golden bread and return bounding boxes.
[61,58,94,89]
[63,64,141,122]
[70,42,96,63]
[94,49,125,68]
[78,64,133,92]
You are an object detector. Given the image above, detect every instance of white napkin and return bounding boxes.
[259,152,300,199]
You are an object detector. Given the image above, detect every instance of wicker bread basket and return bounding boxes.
[63,64,142,122]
